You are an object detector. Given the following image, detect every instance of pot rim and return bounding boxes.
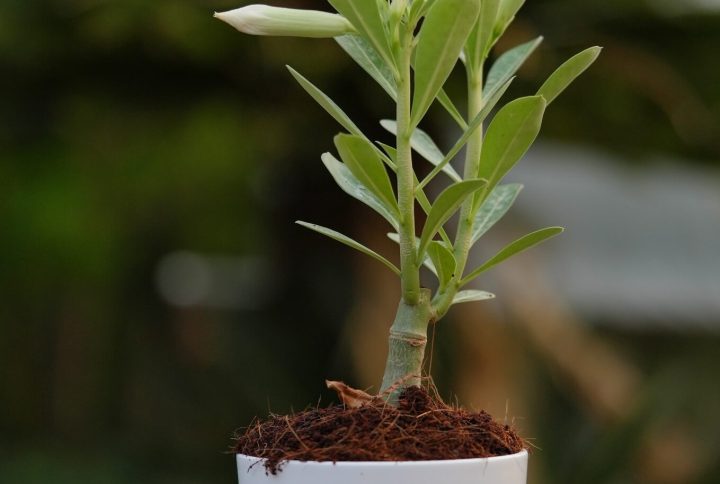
[237,448,528,467]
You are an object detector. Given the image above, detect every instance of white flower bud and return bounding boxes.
[214,4,355,38]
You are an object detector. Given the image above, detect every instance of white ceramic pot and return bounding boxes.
[236,450,528,484]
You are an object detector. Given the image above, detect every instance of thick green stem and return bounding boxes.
[380,27,427,403]
[396,35,420,306]
[454,73,484,269]
[434,69,485,318]
[380,288,433,402]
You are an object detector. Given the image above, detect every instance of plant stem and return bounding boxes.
[380,27,432,403]
[434,67,485,318]
[380,288,432,401]
[396,33,420,306]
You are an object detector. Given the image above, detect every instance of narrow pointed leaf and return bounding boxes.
[471,183,523,245]
[334,134,398,217]
[377,142,397,162]
[418,179,487,260]
[380,120,461,181]
[537,46,602,105]
[336,35,397,99]
[408,58,467,128]
[427,241,456,288]
[465,0,500,68]
[321,153,399,230]
[411,0,481,127]
[297,221,399,274]
[437,89,468,129]
[485,36,543,96]
[452,290,495,305]
[494,0,525,38]
[462,227,564,285]
[288,66,362,136]
[288,67,395,171]
[477,96,546,195]
[328,0,395,71]
[414,176,454,247]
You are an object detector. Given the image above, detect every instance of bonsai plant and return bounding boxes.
[215,1,599,482]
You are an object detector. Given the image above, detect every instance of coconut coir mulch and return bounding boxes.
[234,386,525,474]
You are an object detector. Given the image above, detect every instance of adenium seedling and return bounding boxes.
[216,0,600,403]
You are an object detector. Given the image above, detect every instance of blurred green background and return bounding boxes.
[1,1,719,483]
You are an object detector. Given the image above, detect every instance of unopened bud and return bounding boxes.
[214,4,355,38]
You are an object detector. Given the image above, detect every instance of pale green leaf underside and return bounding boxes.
[334,134,398,218]
[418,179,487,261]
[462,226,564,285]
[471,183,523,245]
[328,0,395,72]
[297,221,399,275]
[321,153,399,230]
[411,0,481,127]
[452,290,495,305]
[485,36,543,97]
[477,95,546,197]
[379,120,461,181]
[336,35,397,100]
[537,46,602,105]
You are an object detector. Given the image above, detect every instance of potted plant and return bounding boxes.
[215,1,599,482]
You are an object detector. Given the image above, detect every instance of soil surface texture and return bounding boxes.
[234,386,525,474]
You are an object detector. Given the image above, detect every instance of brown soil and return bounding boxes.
[233,386,525,474]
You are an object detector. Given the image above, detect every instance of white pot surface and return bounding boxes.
[237,450,528,484]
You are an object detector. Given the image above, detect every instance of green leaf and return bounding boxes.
[418,179,487,261]
[417,76,514,191]
[485,36,543,96]
[462,227,563,285]
[288,66,362,136]
[321,153,399,230]
[414,176,454,247]
[494,0,525,39]
[336,35,397,99]
[297,221,399,275]
[537,46,602,105]
[437,89,468,129]
[452,290,495,305]
[427,241,456,288]
[477,95,546,195]
[379,120,461,181]
[334,134,398,217]
[377,142,397,162]
[471,183,523,245]
[465,0,500,68]
[411,0,481,127]
[287,67,395,171]
[328,0,395,72]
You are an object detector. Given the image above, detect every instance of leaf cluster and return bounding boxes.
[247,0,599,319]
